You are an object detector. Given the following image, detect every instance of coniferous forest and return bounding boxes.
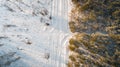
[68,0,120,67]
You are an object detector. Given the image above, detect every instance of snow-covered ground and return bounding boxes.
[0,0,71,67]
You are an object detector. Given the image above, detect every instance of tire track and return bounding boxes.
[59,0,63,67]
[54,0,58,67]
[56,0,60,66]
[49,0,70,67]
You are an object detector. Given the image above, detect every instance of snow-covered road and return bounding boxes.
[0,0,71,67]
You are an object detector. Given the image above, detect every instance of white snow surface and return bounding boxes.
[0,0,71,67]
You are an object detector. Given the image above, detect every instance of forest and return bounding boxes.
[68,0,120,67]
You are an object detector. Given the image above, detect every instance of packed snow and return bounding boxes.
[0,0,71,67]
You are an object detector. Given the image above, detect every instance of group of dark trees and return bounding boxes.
[68,0,120,67]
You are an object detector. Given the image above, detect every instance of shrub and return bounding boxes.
[69,21,76,33]
[68,45,76,51]
[69,55,76,62]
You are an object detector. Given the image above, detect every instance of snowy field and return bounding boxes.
[0,0,71,67]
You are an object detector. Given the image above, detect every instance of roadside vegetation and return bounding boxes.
[68,0,120,67]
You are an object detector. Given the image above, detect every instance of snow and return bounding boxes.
[0,0,71,67]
